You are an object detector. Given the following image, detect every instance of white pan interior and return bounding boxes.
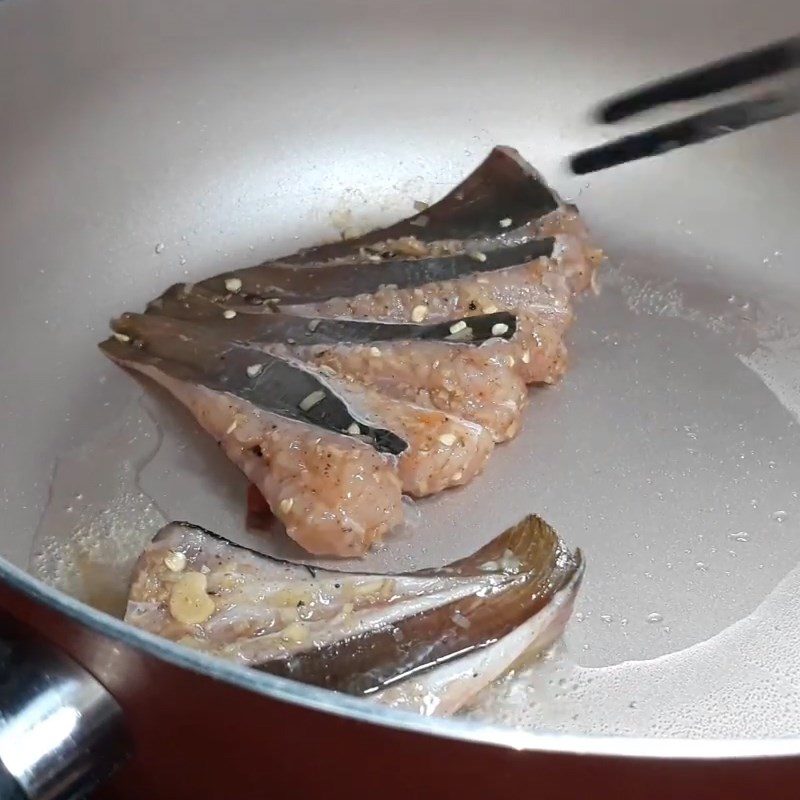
[2,0,800,740]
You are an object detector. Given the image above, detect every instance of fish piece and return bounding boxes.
[125,515,583,715]
[104,317,494,498]
[372,578,579,716]
[138,145,591,389]
[131,302,518,347]
[279,340,528,443]
[281,249,573,325]
[221,239,556,306]
[285,258,574,385]
[350,389,493,497]
[147,147,599,321]
[109,356,402,556]
[537,206,604,294]
[118,310,525,441]
[103,320,407,454]
[149,238,556,320]
[277,145,567,261]
[101,146,602,558]
[277,144,601,296]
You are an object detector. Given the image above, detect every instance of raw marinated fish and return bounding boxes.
[139,146,595,389]
[101,145,602,557]
[113,309,527,441]
[103,316,494,499]
[101,346,403,556]
[285,261,573,386]
[284,340,528,443]
[281,145,566,261]
[125,515,583,716]
[149,263,570,387]
[148,238,557,321]
[145,146,599,325]
[137,303,520,347]
[151,239,578,386]
[217,145,598,286]
[351,386,493,498]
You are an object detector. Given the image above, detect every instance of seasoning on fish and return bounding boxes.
[149,238,555,317]
[102,144,603,557]
[102,320,407,455]
[277,145,567,260]
[129,306,519,346]
[125,515,583,715]
[145,146,599,323]
[286,260,574,386]
[123,311,525,441]
[103,316,494,499]
[280,339,528,442]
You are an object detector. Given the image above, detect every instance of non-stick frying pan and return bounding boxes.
[3,0,800,797]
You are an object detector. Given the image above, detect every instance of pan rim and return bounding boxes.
[2,555,799,761]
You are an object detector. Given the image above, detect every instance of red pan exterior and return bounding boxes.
[1,580,798,800]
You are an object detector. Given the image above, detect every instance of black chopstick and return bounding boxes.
[569,35,800,175]
[599,36,800,123]
[571,89,800,174]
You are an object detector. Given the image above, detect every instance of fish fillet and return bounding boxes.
[125,515,583,715]
[277,340,528,443]
[284,259,573,385]
[122,362,403,556]
[103,320,494,501]
[101,145,603,557]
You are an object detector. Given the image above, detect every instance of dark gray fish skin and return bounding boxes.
[281,145,562,262]
[104,308,515,453]
[101,329,408,456]
[259,516,582,695]
[125,516,582,709]
[143,145,570,323]
[152,238,555,316]
[135,303,517,345]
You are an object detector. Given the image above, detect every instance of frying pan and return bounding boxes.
[2,0,800,797]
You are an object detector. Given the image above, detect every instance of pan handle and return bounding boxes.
[0,632,129,800]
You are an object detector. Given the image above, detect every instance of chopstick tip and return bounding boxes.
[568,153,593,175]
[597,103,625,124]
